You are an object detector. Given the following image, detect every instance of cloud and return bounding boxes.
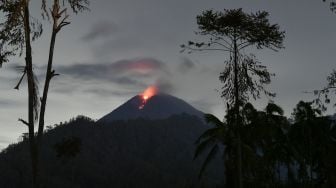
[58,58,167,79]
[155,79,175,94]
[82,21,118,41]
[45,57,216,99]
[54,58,173,96]
[4,63,24,73]
[0,99,22,108]
[84,88,137,97]
[189,99,216,114]
[95,37,143,54]
[178,57,196,73]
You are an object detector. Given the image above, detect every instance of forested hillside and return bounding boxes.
[0,115,224,188]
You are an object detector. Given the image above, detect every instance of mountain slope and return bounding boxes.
[0,94,224,188]
[0,115,224,188]
[98,94,204,123]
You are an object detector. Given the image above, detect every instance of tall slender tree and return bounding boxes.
[313,70,336,112]
[0,1,89,187]
[182,8,285,188]
[274,100,336,187]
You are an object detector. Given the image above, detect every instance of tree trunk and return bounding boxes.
[23,1,39,187]
[236,134,243,188]
[233,37,243,188]
[37,30,57,143]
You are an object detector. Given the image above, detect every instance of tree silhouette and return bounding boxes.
[288,101,336,187]
[0,1,89,187]
[38,0,89,145]
[182,8,285,188]
[194,112,239,187]
[314,1,336,111]
[323,0,336,12]
[312,70,336,112]
[195,102,290,187]
[242,103,292,187]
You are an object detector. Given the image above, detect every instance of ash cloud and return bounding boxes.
[178,57,196,73]
[155,79,175,94]
[57,58,167,82]
[54,58,175,96]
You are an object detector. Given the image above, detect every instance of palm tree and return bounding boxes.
[231,102,289,186]
[195,111,242,187]
[196,101,336,187]
[240,102,290,187]
[195,103,262,187]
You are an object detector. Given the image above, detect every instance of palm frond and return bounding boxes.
[195,126,225,144]
[194,137,216,160]
[198,144,219,179]
[204,113,224,127]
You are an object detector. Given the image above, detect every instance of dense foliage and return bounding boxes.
[0,115,224,188]
[196,101,336,187]
[1,101,335,188]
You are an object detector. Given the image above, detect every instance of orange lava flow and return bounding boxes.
[139,86,158,109]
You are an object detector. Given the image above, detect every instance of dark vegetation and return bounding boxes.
[1,101,336,188]
[0,115,224,188]
[196,101,336,188]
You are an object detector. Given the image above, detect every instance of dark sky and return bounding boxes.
[0,0,335,149]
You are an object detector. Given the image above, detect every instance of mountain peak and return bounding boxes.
[98,93,204,123]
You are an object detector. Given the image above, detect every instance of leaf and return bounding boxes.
[204,113,224,127]
[188,41,194,45]
[195,126,225,144]
[194,138,215,160]
[198,144,219,179]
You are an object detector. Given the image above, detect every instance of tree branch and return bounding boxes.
[183,46,232,52]
[18,118,29,127]
[315,86,336,98]
[51,70,60,78]
[210,41,232,51]
[56,15,70,32]
[237,41,249,47]
[14,67,27,90]
[59,8,67,16]
[209,33,232,47]
[238,42,252,50]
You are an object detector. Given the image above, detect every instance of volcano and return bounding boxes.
[98,93,204,123]
[0,91,224,188]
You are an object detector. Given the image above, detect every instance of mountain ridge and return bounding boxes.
[98,93,204,123]
[0,93,224,187]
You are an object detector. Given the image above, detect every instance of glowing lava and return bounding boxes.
[139,86,158,109]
